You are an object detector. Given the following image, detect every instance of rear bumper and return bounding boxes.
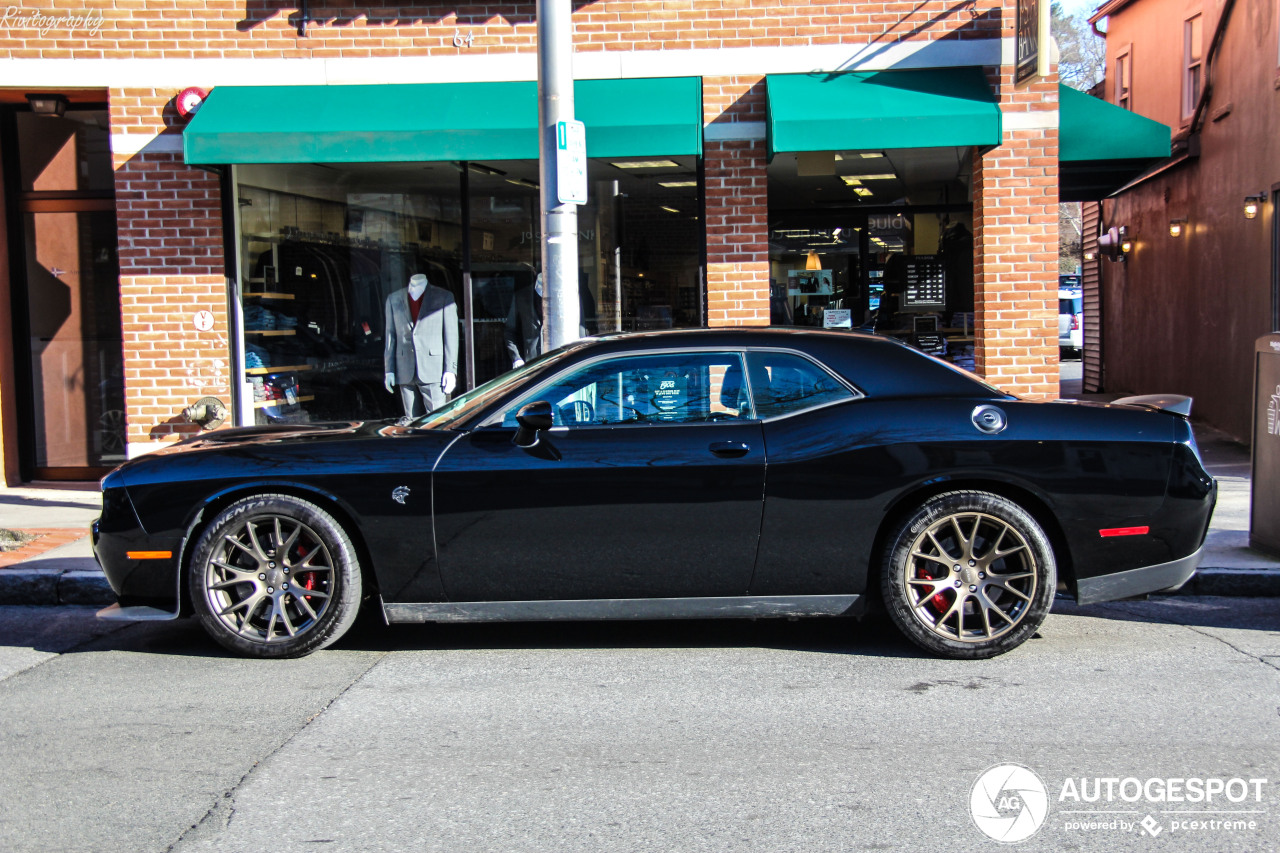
[1075,545,1203,606]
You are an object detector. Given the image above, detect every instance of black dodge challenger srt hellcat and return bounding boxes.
[94,328,1216,659]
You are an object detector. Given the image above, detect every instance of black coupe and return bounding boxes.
[94,328,1216,659]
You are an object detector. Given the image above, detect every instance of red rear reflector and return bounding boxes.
[126,550,173,559]
[1098,527,1149,538]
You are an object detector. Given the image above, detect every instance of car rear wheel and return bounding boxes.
[188,494,362,658]
[881,491,1055,659]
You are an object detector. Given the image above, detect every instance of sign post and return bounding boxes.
[537,0,582,352]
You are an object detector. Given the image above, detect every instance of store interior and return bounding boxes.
[233,157,702,424]
[767,146,976,369]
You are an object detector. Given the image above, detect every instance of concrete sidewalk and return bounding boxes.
[0,484,110,605]
[1,420,1278,606]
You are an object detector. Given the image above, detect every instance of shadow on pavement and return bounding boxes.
[0,605,929,661]
[7,596,1275,664]
[0,494,102,513]
[1053,594,1280,632]
[339,611,927,659]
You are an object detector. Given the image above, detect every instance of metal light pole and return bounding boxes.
[537,0,581,351]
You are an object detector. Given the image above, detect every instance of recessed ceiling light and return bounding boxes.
[854,187,874,197]
[855,173,897,181]
[859,152,885,159]
[661,206,681,213]
[658,181,697,188]
[612,160,679,169]
[840,176,863,186]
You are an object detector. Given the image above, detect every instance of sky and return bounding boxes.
[1058,0,1102,17]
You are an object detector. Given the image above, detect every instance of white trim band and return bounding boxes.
[1003,110,1060,130]
[0,39,1007,89]
[111,133,184,156]
[703,122,767,142]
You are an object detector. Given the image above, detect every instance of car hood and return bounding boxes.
[159,421,380,451]
[123,419,450,463]
[110,419,464,490]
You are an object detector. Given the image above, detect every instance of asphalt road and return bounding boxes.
[1,598,1277,853]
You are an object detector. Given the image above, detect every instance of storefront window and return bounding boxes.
[232,157,701,425]
[768,148,975,370]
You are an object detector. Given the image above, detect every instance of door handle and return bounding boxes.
[709,441,750,458]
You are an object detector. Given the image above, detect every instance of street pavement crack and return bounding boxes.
[165,651,388,852]
[1101,600,1280,674]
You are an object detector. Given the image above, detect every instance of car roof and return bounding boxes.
[587,326,883,346]
[570,327,1007,400]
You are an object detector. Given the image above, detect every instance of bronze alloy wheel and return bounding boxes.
[190,494,362,658]
[902,511,1037,643]
[882,491,1056,659]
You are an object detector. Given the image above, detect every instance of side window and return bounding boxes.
[745,351,855,419]
[502,351,754,427]
[1115,48,1132,111]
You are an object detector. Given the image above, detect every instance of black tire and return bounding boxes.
[880,491,1055,659]
[188,493,362,658]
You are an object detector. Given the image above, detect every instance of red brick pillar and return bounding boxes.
[972,72,1060,399]
[702,77,769,327]
[111,89,230,457]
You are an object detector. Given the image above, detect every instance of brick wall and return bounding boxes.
[971,70,1060,400]
[0,1,1002,58]
[111,89,227,451]
[703,76,768,327]
[0,1,1053,466]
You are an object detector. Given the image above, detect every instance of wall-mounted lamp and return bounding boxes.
[1097,225,1129,262]
[1168,218,1186,238]
[1084,250,1098,261]
[25,93,67,117]
[1243,194,1266,220]
[806,250,822,271]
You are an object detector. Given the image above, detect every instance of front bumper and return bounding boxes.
[93,486,183,609]
[1074,545,1204,606]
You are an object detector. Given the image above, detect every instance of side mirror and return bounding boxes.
[513,400,554,448]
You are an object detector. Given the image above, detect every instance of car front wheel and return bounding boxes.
[188,494,362,658]
[881,491,1056,659]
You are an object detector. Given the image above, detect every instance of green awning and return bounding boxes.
[183,78,702,165]
[765,68,1002,157]
[1059,84,1171,201]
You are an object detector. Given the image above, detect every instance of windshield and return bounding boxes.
[412,344,585,430]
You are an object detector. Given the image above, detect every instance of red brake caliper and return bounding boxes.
[917,564,950,614]
[294,545,317,600]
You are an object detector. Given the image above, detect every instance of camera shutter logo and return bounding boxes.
[970,764,1050,843]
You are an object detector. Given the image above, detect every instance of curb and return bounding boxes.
[2,567,1279,609]
[1177,568,1280,598]
[0,569,115,606]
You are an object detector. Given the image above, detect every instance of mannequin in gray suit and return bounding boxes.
[384,274,458,417]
